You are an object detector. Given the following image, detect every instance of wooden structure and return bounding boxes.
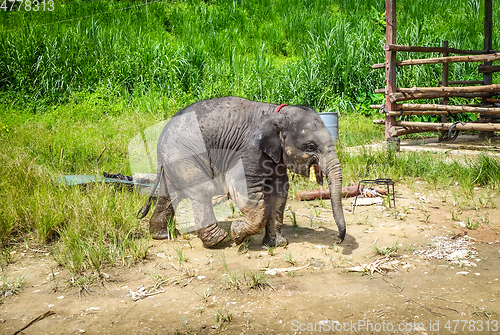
[372,0,499,142]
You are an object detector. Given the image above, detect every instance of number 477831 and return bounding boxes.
[1,0,55,12]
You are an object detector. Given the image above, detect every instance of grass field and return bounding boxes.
[1,0,500,277]
[1,0,498,113]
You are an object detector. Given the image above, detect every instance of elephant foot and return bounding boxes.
[263,233,287,247]
[197,224,228,248]
[149,196,175,240]
[231,220,248,245]
[149,216,174,240]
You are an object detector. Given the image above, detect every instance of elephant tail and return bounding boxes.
[136,166,163,219]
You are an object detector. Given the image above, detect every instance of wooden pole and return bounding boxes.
[479,65,500,73]
[372,52,500,69]
[383,44,498,54]
[374,120,500,131]
[439,41,449,141]
[371,103,496,112]
[385,0,397,141]
[483,0,493,86]
[481,0,496,136]
[389,85,500,102]
[374,119,500,136]
[438,80,484,86]
[387,109,500,116]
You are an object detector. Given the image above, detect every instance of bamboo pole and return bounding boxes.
[383,44,498,55]
[370,103,499,113]
[389,85,500,103]
[372,52,500,69]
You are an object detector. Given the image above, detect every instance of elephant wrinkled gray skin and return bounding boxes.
[137,97,346,248]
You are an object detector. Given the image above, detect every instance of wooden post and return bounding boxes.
[484,0,493,86]
[480,0,494,137]
[439,41,449,141]
[385,0,398,142]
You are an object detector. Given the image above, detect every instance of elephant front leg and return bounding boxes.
[231,193,269,245]
[263,174,289,247]
[262,194,288,247]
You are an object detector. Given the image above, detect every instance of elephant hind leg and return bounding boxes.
[149,194,175,240]
[197,223,228,248]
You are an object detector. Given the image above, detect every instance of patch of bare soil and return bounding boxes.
[1,183,499,335]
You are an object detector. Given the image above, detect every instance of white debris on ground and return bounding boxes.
[413,233,478,267]
[128,285,166,301]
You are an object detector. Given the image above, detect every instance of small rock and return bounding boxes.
[156,253,167,258]
[197,276,205,280]
[310,260,325,268]
[85,307,100,312]
[446,250,469,261]
[456,271,469,275]
[57,296,64,300]
[0,319,5,323]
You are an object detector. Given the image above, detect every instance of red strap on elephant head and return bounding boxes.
[275,103,287,113]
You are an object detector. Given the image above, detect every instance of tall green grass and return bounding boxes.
[0,99,161,274]
[1,0,498,112]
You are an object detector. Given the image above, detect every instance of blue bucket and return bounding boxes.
[318,112,339,141]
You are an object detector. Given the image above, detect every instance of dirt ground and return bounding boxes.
[1,178,499,335]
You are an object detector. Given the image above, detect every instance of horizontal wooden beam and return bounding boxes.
[373,52,500,69]
[387,109,500,117]
[370,103,491,112]
[391,127,430,137]
[376,82,486,94]
[370,103,500,116]
[390,92,492,103]
[438,80,484,86]
[478,65,500,73]
[389,84,500,102]
[383,44,499,55]
[373,120,500,132]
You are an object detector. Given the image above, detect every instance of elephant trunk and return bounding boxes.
[319,150,346,242]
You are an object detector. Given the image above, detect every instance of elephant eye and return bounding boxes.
[304,142,318,152]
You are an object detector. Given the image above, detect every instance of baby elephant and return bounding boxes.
[137,97,345,247]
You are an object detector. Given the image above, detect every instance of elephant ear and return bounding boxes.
[253,113,286,163]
